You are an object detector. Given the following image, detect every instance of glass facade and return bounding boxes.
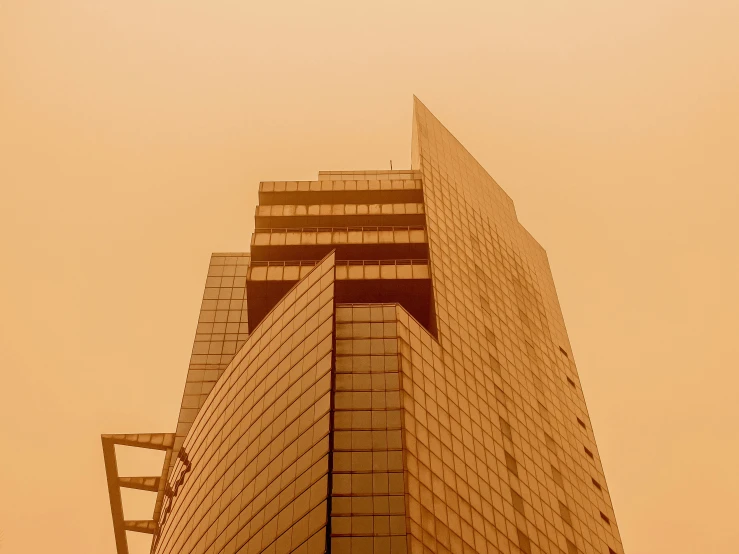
[155,254,336,554]
[409,98,623,554]
[172,253,251,465]
[102,99,624,554]
[332,304,408,553]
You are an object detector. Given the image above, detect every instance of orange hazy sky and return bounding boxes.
[1,1,738,552]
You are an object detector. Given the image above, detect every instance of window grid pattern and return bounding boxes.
[331,304,409,554]
[154,254,336,554]
[409,98,624,554]
[172,253,251,460]
[144,100,626,554]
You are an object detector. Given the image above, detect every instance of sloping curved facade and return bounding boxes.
[102,98,625,554]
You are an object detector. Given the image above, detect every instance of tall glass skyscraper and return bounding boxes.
[102,98,624,554]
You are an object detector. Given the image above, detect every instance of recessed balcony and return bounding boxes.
[258,179,423,205]
[246,260,432,332]
[254,202,425,228]
[250,226,428,261]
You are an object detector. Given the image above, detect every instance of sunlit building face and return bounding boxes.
[102,98,625,554]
